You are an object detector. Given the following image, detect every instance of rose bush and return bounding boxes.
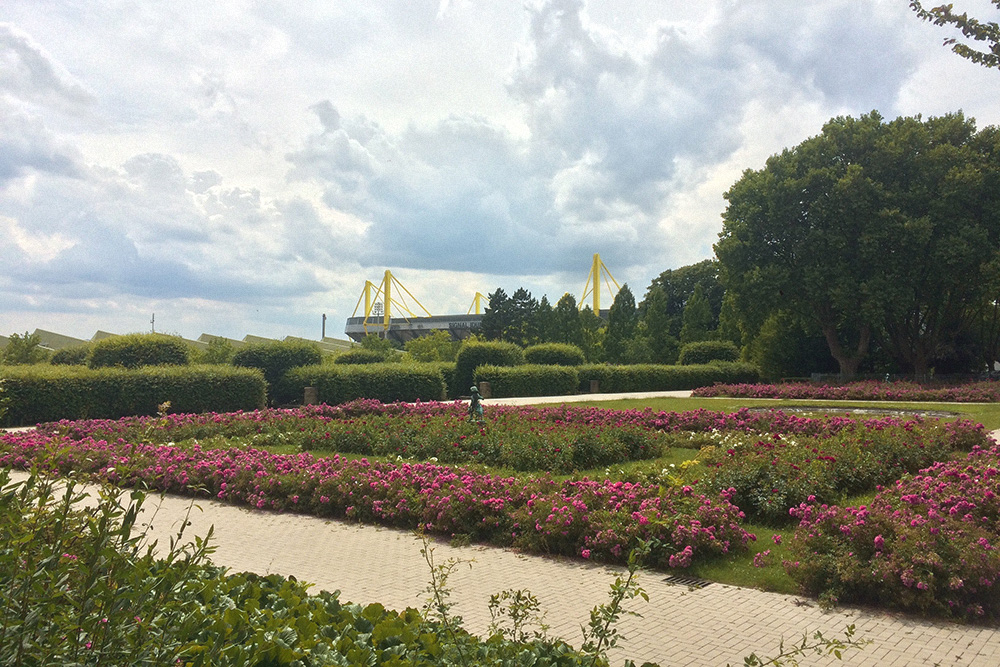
[0,428,753,570]
[785,444,1000,619]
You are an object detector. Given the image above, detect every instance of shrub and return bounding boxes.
[677,340,739,365]
[577,362,759,393]
[699,422,963,524]
[474,364,579,398]
[785,445,1000,620]
[191,337,234,365]
[454,341,524,393]
[334,348,387,365]
[0,470,605,666]
[232,340,322,402]
[1,331,50,365]
[0,365,266,426]
[50,345,90,365]
[279,363,446,405]
[524,343,586,366]
[88,333,190,369]
[694,379,1000,402]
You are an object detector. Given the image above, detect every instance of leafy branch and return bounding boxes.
[909,1,1000,68]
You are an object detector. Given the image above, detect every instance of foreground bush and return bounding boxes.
[693,379,1000,402]
[279,363,446,405]
[786,445,1000,620]
[577,362,759,393]
[88,333,191,369]
[474,364,579,398]
[0,365,266,426]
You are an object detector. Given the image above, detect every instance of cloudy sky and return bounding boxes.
[2,0,999,343]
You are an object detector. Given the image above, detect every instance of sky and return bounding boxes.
[2,0,999,343]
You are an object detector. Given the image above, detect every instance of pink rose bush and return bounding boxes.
[0,427,752,569]
[785,444,1000,619]
[699,420,983,523]
[693,379,1000,403]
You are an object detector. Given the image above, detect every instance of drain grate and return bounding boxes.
[662,574,712,589]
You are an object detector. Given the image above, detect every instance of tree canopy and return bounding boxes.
[716,111,1000,377]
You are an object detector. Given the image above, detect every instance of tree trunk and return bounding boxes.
[821,323,871,379]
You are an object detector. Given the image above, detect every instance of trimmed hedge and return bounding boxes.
[678,340,740,365]
[50,346,90,366]
[523,343,586,366]
[279,363,446,405]
[333,349,386,365]
[473,364,580,398]
[577,362,760,393]
[88,334,191,369]
[453,341,525,394]
[0,365,266,426]
[232,340,322,402]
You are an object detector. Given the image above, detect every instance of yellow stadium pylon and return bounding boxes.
[579,253,620,313]
[350,270,433,337]
[467,292,486,315]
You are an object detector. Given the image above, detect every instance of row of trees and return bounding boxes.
[477,112,1000,379]
[478,259,727,365]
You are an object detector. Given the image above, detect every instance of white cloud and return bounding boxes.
[1,0,998,340]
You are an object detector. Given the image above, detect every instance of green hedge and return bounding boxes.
[279,363,446,405]
[0,365,266,426]
[473,364,580,398]
[577,362,760,393]
[50,346,90,366]
[677,340,740,365]
[232,340,322,402]
[88,333,191,369]
[523,343,586,366]
[454,341,524,395]
[333,349,386,365]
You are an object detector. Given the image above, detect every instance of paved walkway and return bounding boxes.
[5,395,1000,665]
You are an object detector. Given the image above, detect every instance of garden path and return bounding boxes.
[6,454,1000,667]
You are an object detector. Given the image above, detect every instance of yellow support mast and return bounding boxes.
[467,292,486,315]
[579,253,621,314]
[350,270,433,338]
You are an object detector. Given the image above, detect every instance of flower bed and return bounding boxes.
[0,428,753,570]
[43,399,984,454]
[785,445,1000,619]
[693,380,1000,402]
[699,421,971,524]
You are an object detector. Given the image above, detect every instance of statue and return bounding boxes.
[468,385,484,422]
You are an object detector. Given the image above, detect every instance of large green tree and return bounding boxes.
[717,111,1000,377]
[910,1,1000,69]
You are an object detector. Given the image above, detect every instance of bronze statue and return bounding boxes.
[468,385,484,422]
